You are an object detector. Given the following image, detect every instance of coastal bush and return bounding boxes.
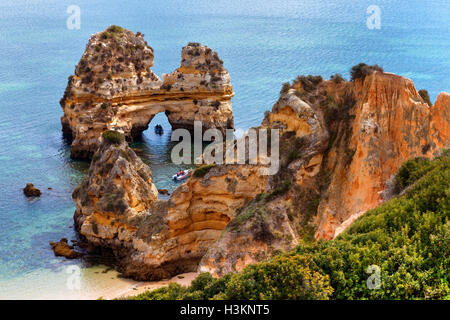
[293,75,323,92]
[330,73,345,84]
[102,130,124,145]
[129,152,449,300]
[350,63,383,81]
[418,89,432,106]
[280,82,291,94]
[101,25,125,40]
[392,157,433,193]
[193,164,215,178]
[223,255,332,299]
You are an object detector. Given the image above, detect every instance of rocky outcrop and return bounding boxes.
[199,71,449,275]
[50,238,83,259]
[72,67,449,279]
[314,72,449,239]
[73,131,158,255]
[23,183,41,197]
[61,26,234,159]
[73,130,266,279]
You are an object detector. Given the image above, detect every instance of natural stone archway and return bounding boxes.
[60,26,234,159]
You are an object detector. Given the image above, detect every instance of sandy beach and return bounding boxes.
[106,272,199,300]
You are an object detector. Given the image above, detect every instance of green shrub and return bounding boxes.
[393,157,433,193]
[330,73,345,83]
[418,89,432,106]
[107,25,124,33]
[280,82,291,94]
[293,75,323,92]
[193,164,215,178]
[350,63,383,81]
[102,130,124,145]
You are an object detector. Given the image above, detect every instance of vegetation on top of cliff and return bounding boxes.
[193,164,215,178]
[418,89,432,106]
[350,63,383,81]
[330,73,346,84]
[102,130,124,145]
[100,25,125,39]
[128,152,450,300]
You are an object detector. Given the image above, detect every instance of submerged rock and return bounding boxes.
[23,183,41,197]
[50,238,83,259]
[158,189,170,195]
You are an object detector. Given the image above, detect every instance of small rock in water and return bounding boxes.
[158,189,170,195]
[23,183,41,197]
[49,238,83,259]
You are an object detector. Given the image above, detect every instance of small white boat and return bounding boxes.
[172,169,191,181]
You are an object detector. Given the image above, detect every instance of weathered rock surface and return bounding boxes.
[23,183,41,197]
[50,238,83,259]
[314,72,449,239]
[73,132,158,256]
[73,130,266,279]
[61,26,234,159]
[72,67,449,279]
[199,71,449,275]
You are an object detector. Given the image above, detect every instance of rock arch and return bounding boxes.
[60,26,234,159]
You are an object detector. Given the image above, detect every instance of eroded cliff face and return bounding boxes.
[72,66,449,279]
[61,26,233,159]
[199,87,330,275]
[314,72,448,239]
[73,133,267,279]
[73,133,158,253]
[199,71,449,275]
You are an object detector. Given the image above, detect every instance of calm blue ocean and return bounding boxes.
[0,0,448,298]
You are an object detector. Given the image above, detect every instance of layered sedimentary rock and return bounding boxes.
[199,71,449,275]
[73,132,267,279]
[72,66,449,279]
[73,133,158,256]
[61,26,234,159]
[314,72,449,239]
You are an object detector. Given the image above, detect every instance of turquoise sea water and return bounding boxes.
[0,0,448,299]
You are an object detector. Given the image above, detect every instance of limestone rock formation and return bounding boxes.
[72,66,449,279]
[73,130,266,279]
[73,131,158,255]
[61,26,234,159]
[199,71,449,275]
[314,72,449,239]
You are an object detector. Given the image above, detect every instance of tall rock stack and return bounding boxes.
[60,26,234,159]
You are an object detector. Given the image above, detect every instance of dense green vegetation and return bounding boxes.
[100,25,125,40]
[193,164,215,178]
[350,63,384,81]
[129,152,449,300]
[102,130,124,145]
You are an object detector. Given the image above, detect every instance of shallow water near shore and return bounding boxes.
[0,0,449,299]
